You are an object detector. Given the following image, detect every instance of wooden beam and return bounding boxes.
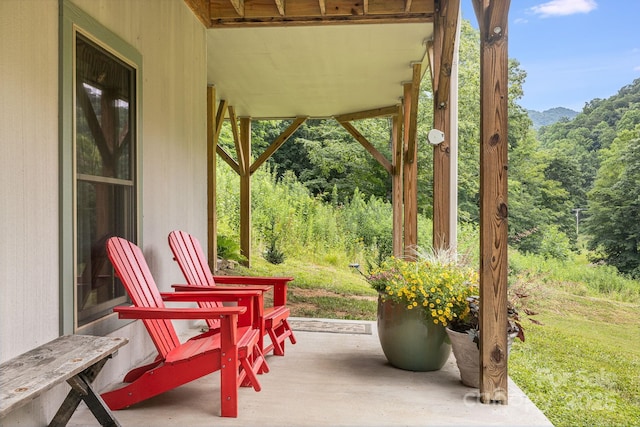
[250,117,307,174]
[229,0,244,16]
[183,0,211,27]
[403,82,418,257]
[209,0,434,16]
[334,105,399,122]
[405,63,421,164]
[215,98,228,141]
[239,117,251,267]
[228,105,247,175]
[274,0,285,16]
[338,120,393,174]
[432,0,458,250]
[209,14,433,27]
[196,0,434,27]
[474,0,511,405]
[434,0,459,109]
[405,0,413,13]
[216,145,240,174]
[426,40,435,86]
[207,87,218,271]
[392,105,404,256]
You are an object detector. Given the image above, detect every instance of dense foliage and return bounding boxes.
[539,78,640,276]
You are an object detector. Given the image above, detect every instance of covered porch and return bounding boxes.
[68,319,552,426]
[189,0,512,403]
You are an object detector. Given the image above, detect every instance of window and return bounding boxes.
[75,34,137,326]
[61,0,141,334]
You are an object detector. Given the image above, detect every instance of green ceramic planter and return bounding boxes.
[377,295,451,371]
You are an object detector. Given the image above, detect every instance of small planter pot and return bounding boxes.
[377,295,451,372]
[445,327,517,388]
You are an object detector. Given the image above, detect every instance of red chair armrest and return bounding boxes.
[211,276,291,306]
[113,305,245,320]
[161,290,261,303]
[212,276,293,286]
[172,284,272,292]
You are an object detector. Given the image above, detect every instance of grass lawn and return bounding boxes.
[232,256,640,426]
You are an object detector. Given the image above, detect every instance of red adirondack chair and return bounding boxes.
[101,237,268,417]
[168,230,297,356]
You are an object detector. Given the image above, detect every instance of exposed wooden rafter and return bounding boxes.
[274,0,285,15]
[185,0,435,27]
[183,0,211,26]
[318,0,326,15]
[229,0,244,16]
[333,105,399,122]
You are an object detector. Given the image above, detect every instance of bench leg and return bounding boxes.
[49,358,121,427]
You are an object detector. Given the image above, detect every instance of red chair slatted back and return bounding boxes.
[168,230,221,330]
[168,230,217,287]
[106,237,180,358]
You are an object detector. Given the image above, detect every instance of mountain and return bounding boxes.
[527,107,579,130]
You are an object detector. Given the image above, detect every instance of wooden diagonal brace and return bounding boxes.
[338,120,393,174]
[250,117,307,175]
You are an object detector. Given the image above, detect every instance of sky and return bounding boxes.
[460,0,640,112]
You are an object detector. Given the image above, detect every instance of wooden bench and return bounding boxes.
[0,334,128,427]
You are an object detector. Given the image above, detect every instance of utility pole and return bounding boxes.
[572,208,586,237]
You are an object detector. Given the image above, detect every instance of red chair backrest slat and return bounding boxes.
[168,230,216,287]
[168,231,222,330]
[106,237,180,358]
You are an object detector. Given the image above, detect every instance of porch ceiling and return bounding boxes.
[186,1,436,119]
[207,23,433,118]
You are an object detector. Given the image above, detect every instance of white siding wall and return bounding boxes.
[0,0,208,424]
[0,0,60,361]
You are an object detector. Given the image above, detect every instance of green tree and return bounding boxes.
[586,125,640,277]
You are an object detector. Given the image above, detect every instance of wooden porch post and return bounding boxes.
[432,0,460,250]
[473,0,511,404]
[206,87,218,271]
[392,105,404,256]
[403,63,420,258]
[239,117,251,267]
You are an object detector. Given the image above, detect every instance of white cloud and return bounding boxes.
[514,18,529,24]
[530,0,597,18]
[634,65,640,72]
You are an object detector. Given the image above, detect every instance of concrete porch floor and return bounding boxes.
[69,318,553,427]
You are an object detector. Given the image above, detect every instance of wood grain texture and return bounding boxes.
[207,87,218,271]
[240,117,252,267]
[475,0,511,404]
[250,117,307,174]
[403,83,418,257]
[392,107,404,256]
[0,335,127,417]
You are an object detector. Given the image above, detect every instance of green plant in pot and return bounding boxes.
[368,248,479,372]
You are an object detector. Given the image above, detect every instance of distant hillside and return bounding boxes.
[527,107,579,130]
